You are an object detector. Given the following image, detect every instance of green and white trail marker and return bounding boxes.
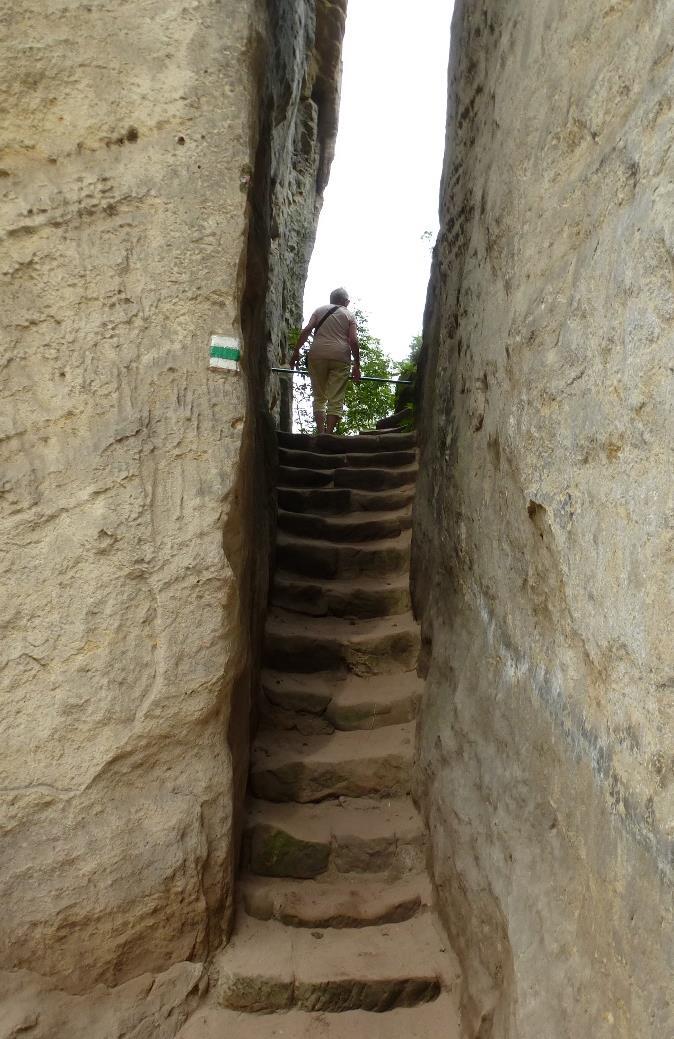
[209,335,241,372]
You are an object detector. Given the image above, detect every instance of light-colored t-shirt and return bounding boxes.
[308,304,355,363]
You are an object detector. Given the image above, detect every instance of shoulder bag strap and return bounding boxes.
[313,305,340,336]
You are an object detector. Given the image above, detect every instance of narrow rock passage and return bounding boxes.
[180,431,462,1038]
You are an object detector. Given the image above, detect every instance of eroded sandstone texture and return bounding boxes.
[0,0,344,1014]
[414,1,673,1036]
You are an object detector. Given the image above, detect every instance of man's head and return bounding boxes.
[330,287,350,306]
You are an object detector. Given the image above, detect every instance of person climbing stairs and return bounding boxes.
[179,430,463,1038]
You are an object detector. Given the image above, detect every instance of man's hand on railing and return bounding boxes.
[352,362,361,383]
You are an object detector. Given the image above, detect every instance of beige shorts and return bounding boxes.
[307,357,351,417]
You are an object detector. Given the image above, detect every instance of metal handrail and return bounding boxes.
[271,367,411,386]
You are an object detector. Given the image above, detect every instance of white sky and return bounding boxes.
[304,0,454,361]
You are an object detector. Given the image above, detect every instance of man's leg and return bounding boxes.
[307,357,328,432]
[325,363,351,434]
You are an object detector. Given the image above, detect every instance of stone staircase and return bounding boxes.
[179,431,462,1038]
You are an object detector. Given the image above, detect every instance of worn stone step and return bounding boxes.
[260,669,422,732]
[250,723,415,803]
[279,465,417,492]
[279,465,335,488]
[279,486,353,515]
[334,465,418,491]
[264,610,420,675]
[278,485,415,516]
[277,507,411,544]
[276,531,411,581]
[279,447,417,470]
[277,431,417,454]
[214,913,456,1013]
[240,874,432,929]
[177,995,461,1039]
[271,571,411,620]
[243,797,426,879]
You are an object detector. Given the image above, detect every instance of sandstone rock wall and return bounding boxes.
[0,0,344,1004]
[413,1,673,1036]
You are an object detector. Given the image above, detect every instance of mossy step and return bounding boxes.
[250,723,415,803]
[214,913,456,1014]
[244,797,426,879]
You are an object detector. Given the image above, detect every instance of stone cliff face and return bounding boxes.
[0,0,344,1016]
[413,1,673,1036]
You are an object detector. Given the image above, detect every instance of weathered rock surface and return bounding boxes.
[414,1,673,1036]
[0,962,205,1039]
[0,0,345,1016]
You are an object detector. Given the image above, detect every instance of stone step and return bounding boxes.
[263,610,420,675]
[277,431,417,454]
[279,447,417,470]
[250,723,415,803]
[271,571,411,620]
[279,465,335,488]
[279,486,353,515]
[243,797,426,879]
[260,669,422,732]
[279,465,418,491]
[277,507,411,544]
[278,485,415,516]
[214,912,457,1013]
[333,465,418,491]
[276,531,410,581]
[240,874,432,929]
[177,995,462,1039]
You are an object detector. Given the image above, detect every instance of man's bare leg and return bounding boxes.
[326,414,340,434]
[314,411,325,434]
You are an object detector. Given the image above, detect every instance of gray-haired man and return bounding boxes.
[290,287,361,434]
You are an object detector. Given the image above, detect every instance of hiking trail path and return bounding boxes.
[178,430,462,1038]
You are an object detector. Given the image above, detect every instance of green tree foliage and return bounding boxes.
[393,334,421,419]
